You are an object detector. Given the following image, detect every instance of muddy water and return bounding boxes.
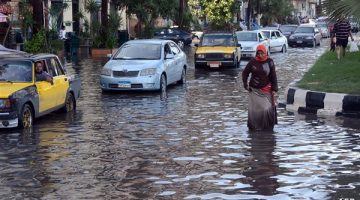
[1,42,359,199]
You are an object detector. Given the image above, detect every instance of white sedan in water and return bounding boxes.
[260,29,288,53]
[235,30,270,58]
[100,39,187,92]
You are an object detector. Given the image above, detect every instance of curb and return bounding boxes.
[283,81,360,118]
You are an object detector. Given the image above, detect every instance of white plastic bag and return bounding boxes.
[349,41,359,52]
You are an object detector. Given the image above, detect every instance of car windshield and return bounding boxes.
[200,34,235,46]
[236,32,258,41]
[280,26,297,32]
[295,27,314,33]
[113,43,161,60]
[0,60,32,83]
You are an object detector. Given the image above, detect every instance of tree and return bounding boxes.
[31,0,44,34]
[200,0,236,30]
[100,0,108,47]
[323,0,360,20]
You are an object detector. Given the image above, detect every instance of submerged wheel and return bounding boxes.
[19,104,33,128]
[62,93,75,112]
[281,45,287,53]
[160,74,167,93]
[178,68,186,84]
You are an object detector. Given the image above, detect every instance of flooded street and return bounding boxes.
[1,42,360,199]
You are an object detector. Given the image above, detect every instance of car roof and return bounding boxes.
[280,24,298,27]
[0,49,58,61]
[235,30,262,33]
[299,24,316,27]
[125,39,171,45]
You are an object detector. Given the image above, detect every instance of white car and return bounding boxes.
[260,29,288,53]
[235,30,270,58]
[100,39,187,92]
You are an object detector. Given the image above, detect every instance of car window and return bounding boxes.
[275,31,281,37]
[164,44,173,56]
[169,42,180,55]
[295,27,314,33]
[47,57,64,76]
[44,59,57,77]
[280,26,297,32]
[262,31,270,39]
[0,60,32,82]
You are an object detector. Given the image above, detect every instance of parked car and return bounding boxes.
[192,30,203,39]
[349,18,359,33]
[153,28,192,48]
[288,24,322,47]
[100,39,187,92]
[235,30,270,58]
[0,51,81,129]
[316,22,330,38]
[260,29,288,53]
[194,32,241,69]
[279,24,298,40]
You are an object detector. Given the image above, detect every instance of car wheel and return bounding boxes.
[62,92,75,112]
[19,104,33,129]
[160,74,167,93]
[313,40,316,48]
[178,68,186,84]
[281,45,287,53]
[234,56,240,68]
[177,40,185,48]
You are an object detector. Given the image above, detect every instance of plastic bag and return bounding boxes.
[349,41,359,52]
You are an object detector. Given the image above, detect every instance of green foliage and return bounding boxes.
[48,39,64,54]
[323,0,360,21]
[18,0,33,41]
[106,10,122,49]
[24,29,47,53]
[201,0,236,28]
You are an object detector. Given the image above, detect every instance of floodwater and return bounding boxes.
[1,41,360,200]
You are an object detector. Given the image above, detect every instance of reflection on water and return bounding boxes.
[0,44,360,199]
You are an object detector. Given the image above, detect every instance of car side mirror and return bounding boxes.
[194,43,198,47]
[165,53,174,59]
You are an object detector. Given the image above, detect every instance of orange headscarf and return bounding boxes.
[255,44,268,62]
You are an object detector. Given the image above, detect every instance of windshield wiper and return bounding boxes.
[0,79,13,83]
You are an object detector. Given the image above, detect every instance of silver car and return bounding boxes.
[100,39,187,92]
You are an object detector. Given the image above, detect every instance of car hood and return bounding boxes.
[0,83,33,98]
[196,46,237,54]
[104,59,162,71]
[238,41,261,48]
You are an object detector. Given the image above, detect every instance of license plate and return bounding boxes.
[208,62,220,68]
[118,81,131,88]
[297,40,303,44]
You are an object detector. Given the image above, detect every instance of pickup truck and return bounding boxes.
[0,52,81,129]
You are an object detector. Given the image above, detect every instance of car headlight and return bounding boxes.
[306,36,313,40]
[224,54,233,59]
[140,68,157,76]
[289,36,295,39]
[197,54,205,59]
[101,68,112,76]
[0,99,13,110]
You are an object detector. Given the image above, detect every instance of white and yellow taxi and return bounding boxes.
[0,52,81,129]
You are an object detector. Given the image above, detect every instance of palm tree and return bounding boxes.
[323,0,360,20]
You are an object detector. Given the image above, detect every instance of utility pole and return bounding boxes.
[246,0,251,30]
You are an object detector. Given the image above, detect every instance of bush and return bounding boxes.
[24,29,47,53]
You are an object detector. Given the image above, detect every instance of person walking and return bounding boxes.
[242,44,278,131]
[332,17,354,59]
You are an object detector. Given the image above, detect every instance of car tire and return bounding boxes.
[62,92,76,112]
[281,45,287,53]
[178,68,186,84]
[313,40,316,48]
[160,74,167,93]
[19,104,33,129]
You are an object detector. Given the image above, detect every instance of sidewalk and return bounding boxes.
[283,32,360,118]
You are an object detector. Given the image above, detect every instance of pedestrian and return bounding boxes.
[59,25,66,40]
[242,44,278,131]
[35,61,53,84]
[332,17,354,59]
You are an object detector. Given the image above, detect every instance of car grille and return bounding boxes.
[293,36,307,39]
[205,53,224,59]
[113,71,139,77]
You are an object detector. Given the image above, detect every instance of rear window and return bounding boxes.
[280,26,297,32]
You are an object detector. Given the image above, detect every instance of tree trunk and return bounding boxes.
[101,0,108,47]
[31,0,44,34]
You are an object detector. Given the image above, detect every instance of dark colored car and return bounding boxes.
[153,28,192,48]
[279,24,298,40]
[288,25,322,47]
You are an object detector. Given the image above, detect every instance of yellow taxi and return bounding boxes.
[194,32,241,69]
[0,51,81,129]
